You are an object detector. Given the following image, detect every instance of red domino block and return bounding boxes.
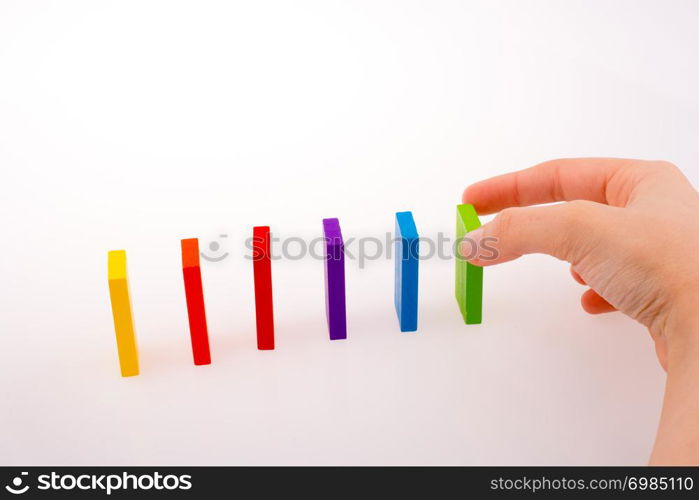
[181,238,212,365]
[252,226,275,350]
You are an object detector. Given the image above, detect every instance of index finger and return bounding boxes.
[462,158,634,214]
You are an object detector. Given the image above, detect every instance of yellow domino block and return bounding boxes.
[108,250,139,377]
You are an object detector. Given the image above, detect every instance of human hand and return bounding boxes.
[462,158,699,464]
[463,158,699,368]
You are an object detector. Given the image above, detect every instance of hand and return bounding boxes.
[462,158,699,464]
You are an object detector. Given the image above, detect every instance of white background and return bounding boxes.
[1,0,698,465]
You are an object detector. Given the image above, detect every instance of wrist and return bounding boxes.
[651,290,699,465]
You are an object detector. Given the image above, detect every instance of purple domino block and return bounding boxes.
[323,218,347,340]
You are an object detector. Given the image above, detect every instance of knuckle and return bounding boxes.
[653,160,678,172]
[494,207,519,235]
[554,202,599,261]
[644,160,681,176]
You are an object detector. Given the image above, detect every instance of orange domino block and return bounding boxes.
[107,250,139,377]
[181,238,211,365]
[252,226,275,350]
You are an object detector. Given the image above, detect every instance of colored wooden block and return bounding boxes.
[455,204,483,324]
[181,238,212,365]
[107,250,139,377]
[322,218,347,340]
[394,211,419,332]
[252,226,275,350]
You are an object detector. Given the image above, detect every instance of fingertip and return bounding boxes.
[458,238,488,267]
[461,186,470,204]
[580,289,616,314]
[461,182,491,214]
[465,254,520,267]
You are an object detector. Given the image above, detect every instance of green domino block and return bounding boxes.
[455,204,483,324]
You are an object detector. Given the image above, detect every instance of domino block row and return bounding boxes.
[107,205,483,377]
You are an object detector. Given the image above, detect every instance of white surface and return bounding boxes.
[1,0,698,465]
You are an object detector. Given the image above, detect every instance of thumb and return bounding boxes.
[460,200,611,266]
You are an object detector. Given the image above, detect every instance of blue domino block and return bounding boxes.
[394,211,419,332]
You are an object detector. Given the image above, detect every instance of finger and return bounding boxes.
[580,288,617,314]
[570,265,586,285]
[461,201,611,266]
[462,158,635,214]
